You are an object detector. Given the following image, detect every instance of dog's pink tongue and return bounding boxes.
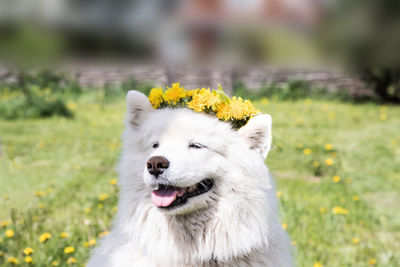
[151,188,179,207]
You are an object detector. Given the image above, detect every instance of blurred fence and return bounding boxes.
[0,63,374,99]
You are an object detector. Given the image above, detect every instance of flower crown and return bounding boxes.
[148,83,260,129]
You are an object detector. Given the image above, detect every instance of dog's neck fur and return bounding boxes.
[117,182,273,266]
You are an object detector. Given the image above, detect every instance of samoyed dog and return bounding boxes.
[88,91,292,267]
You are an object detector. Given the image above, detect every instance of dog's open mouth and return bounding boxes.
[151,178,214,209]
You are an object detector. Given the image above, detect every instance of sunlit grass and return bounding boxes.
[1,96,399,266]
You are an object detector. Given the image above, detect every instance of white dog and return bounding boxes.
[88,91,292,267]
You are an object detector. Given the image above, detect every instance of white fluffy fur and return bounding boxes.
[88,91,292,267]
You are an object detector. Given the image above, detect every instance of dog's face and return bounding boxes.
[123,91,272,215]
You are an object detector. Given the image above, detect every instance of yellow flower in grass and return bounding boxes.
[0,221,9,227]
[64,246,75,254]
[51,261,59,266]
[67,257,77,264]
[352,195,360,201]
[368,259,377,265]
[163,83,186,104]
[99,193,109,201]
[66,101,77,111]
[109,178,118,185]
[23,247,34,255]
[303,148,312,155]
[290,240,297,246]
[324,143,333,150]
[276,191,282,198]
[319,207,327,214]
[332,206,349,215]
[84,239,96,247]
[313,262,323,267]
[5,229,14,238]
[352,237,359,244]
[39,232,52,242]
[84,207,91,214]
[313,161,320,168]
[24,256,33,263]
[332,175,341,183]
[325,158,334,166]
[7,257,19,264]
[148,87,164,108]
[282,223,288,230]
[0,250,3,256]
[185,88,199,97]
[98,231,110,238]
[60,232,69,238]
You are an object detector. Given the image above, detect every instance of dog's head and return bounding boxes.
[121,90,273,215]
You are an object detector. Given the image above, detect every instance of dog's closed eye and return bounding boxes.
[189,142,205,149]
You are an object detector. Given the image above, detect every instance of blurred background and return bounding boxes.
[0,0,399,101]
[1,0,400,266]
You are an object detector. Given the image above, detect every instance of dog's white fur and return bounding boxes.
[88,91,292,267]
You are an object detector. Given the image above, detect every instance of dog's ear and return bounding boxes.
[126,90,154,128]
[238,114,272,159]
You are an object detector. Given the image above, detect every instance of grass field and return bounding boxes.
[1,95,399,266]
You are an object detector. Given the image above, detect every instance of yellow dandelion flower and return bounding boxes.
[98,203,104,209]
[332,206,349,215]
[64,246,75,254]
[112,206,118,213]
[276,191,282,198]
[66,101,77,111]
[85,239,96,247]
[291,240,297,246]
[51,261,59,266]
[148,87,164,109]
[313,161,320,168]
[187,88,220,112]
[23,247,34,255]
[0,250,3,256]
[7,257,19,264]
[60,232,68,238]
[185,88,199,97]
[332,175,341,183]
[4,195,10,200]
[0,221,9,227]
[84,207,91,214]
[380,113,388,121]
[368,259,377,265]
[303,148,312,155]
[39,232,52,243]
[352,195,360,201]
[109,179,117,185]
[0,238,3,243]
[313,262,323,267]
[319,207,327,214]
[215,102,231,121]
[325,158,334,166]
[163,83,186,104]
[24,256,33,263]
[260,97,269,106]
[5,229,14,238]
[352,237,359,244]
[282,223,288,230]
[305,99,312,106]
[98,231,110,238]
[99,193,109,201]
[324,143,333,150]
[67,257,77,264]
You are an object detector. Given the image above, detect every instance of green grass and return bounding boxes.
[1,96,399,266]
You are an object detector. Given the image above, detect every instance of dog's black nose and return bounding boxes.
[147,156,170,178]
